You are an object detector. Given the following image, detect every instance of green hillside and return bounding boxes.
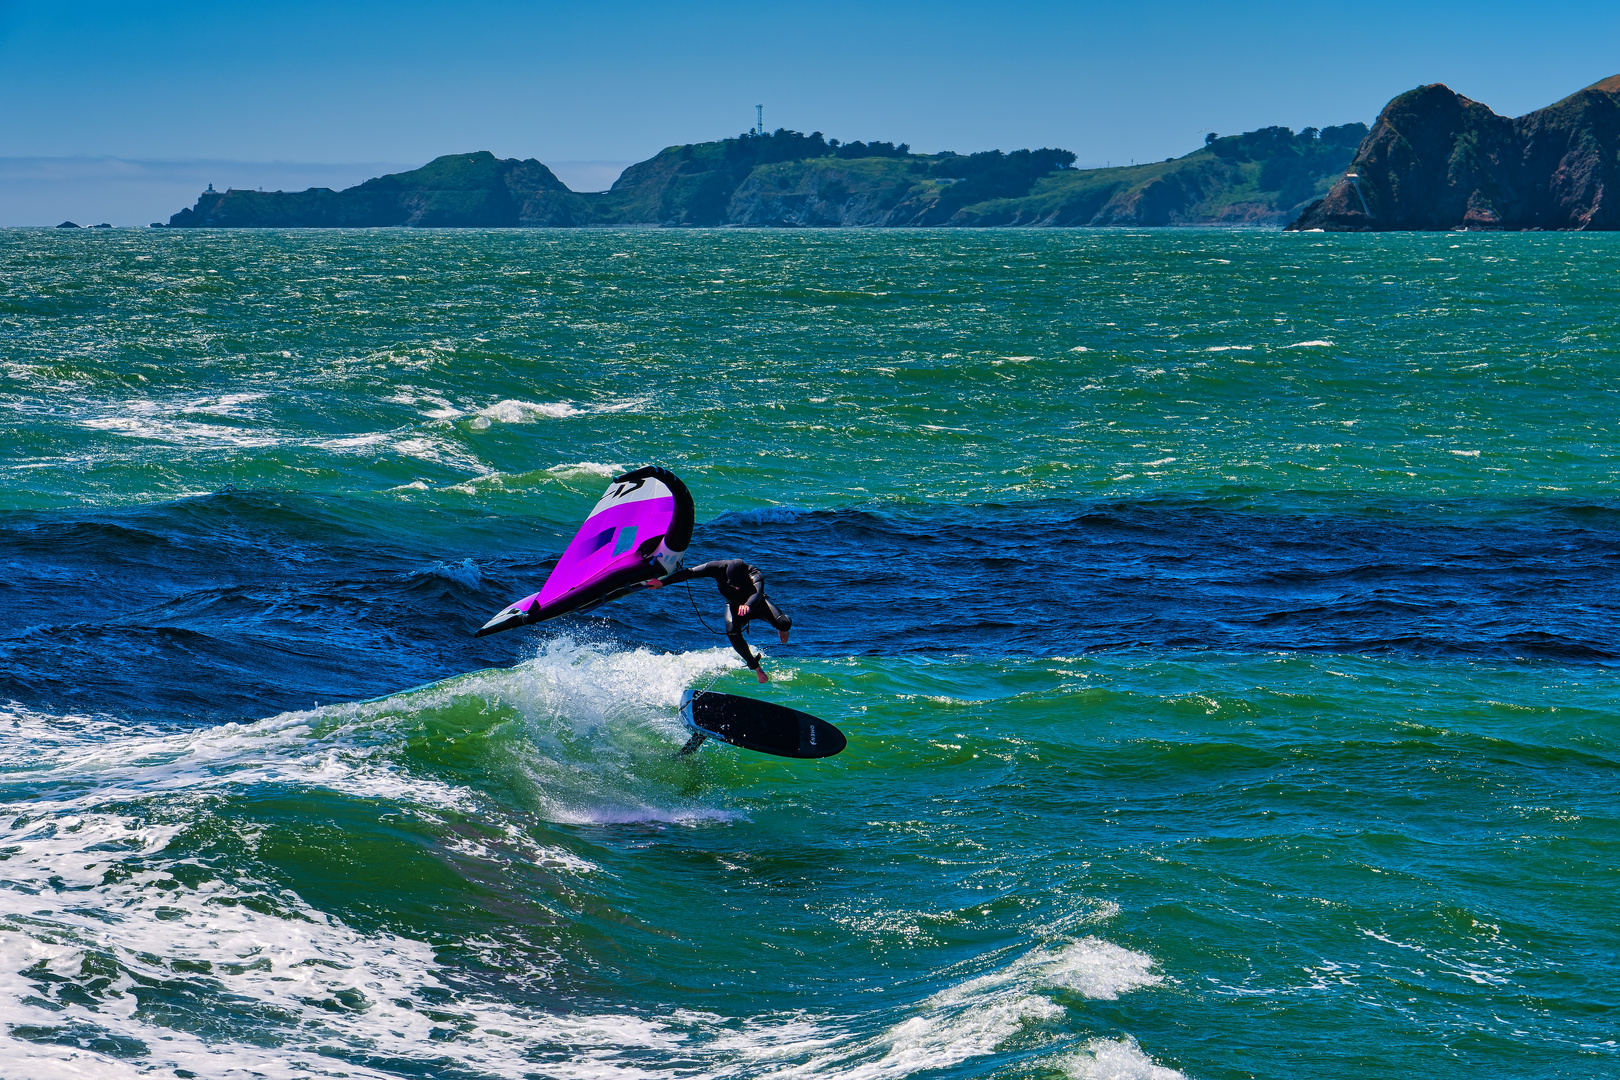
[164,123,1369,228]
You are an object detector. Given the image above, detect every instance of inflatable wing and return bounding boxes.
[476,466,694,637]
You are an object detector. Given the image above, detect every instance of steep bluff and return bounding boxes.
[1289,75,1620,231]
[164,123,1367,229]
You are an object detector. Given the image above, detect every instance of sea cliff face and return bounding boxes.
[1289,75,1620,231]
[164,124,1367,229]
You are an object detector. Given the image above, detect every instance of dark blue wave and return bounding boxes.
[593,499,1620,667]
[6,492,1620,723]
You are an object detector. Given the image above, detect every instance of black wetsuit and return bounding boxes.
[663,559,791,669]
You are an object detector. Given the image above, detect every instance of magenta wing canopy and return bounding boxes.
[476,466,695,637]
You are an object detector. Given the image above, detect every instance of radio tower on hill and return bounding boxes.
[756,104,764,136]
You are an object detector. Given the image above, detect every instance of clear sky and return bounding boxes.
[2,0,1618,223]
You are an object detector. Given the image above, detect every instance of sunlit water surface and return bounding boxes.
[1,227,1617,1080]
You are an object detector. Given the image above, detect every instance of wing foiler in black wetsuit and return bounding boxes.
[662,559,792,669]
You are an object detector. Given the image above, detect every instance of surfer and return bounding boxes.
[647,559,791,683]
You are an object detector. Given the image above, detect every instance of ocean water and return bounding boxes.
[1,226,1617,1080]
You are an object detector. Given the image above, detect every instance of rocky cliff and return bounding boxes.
[163,123,1367,229]
[1288,75,1620,231]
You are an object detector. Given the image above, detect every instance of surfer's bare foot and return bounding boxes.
[779,628,790,644]
[756,668,770,683]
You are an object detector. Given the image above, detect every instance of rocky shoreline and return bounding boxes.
[1289,75,1620,232]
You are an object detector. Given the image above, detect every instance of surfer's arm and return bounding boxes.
[655,561,720,588]
[738,568,765,616]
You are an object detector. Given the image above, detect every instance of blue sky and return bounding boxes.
[2,0,1617,223]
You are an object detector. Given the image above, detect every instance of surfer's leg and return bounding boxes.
[759,596,791,643]
[724,606,769,682]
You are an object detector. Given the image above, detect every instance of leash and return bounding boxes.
[684,581,727,636]
[683,580,795,645]
[672,572,795,754]
[682,582,728,702]
[693,663,727,701]
[681,578,797,703]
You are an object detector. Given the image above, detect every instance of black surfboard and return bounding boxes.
[678,689,846,759]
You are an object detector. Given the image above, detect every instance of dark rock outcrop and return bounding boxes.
[56,221,79,228]
[1288,75,1620,231]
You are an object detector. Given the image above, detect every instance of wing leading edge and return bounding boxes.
[476,465,694,637]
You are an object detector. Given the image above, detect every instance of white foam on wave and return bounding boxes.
[70,393,283,449]
[317,430,488,473]
[68,397,490,476]
[739,937,1167,1080]
[0,637,782,1078]
[312,637,745,828]
[32,637,748,835]
[0,854,686,1079]
[181,391,269,417]
[0,702,474,814]
[481,636,734,733]
[457,637,749,826]
[0,631,812,1075]
[382,386,463,420]
[476,396,649,425]
[79,413,282,449]
[0,636,745,851]
[317,430,390,450]
[1034,937,1165,999]
[0,699,704,1080]
[478,399,582,423]
[548,460,628,478]
[393,434,489,471]
[1063,1036,1187,1079]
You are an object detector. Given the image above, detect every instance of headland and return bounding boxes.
[1289,75,1620,231]
[161,125,1369,229]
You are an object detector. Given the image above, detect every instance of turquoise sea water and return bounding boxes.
[1,227,1617,1079]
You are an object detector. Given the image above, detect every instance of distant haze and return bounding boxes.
[0,159,414,228]
[2,0,1617,225]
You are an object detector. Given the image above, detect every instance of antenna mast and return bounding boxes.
[756,104,764,136]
